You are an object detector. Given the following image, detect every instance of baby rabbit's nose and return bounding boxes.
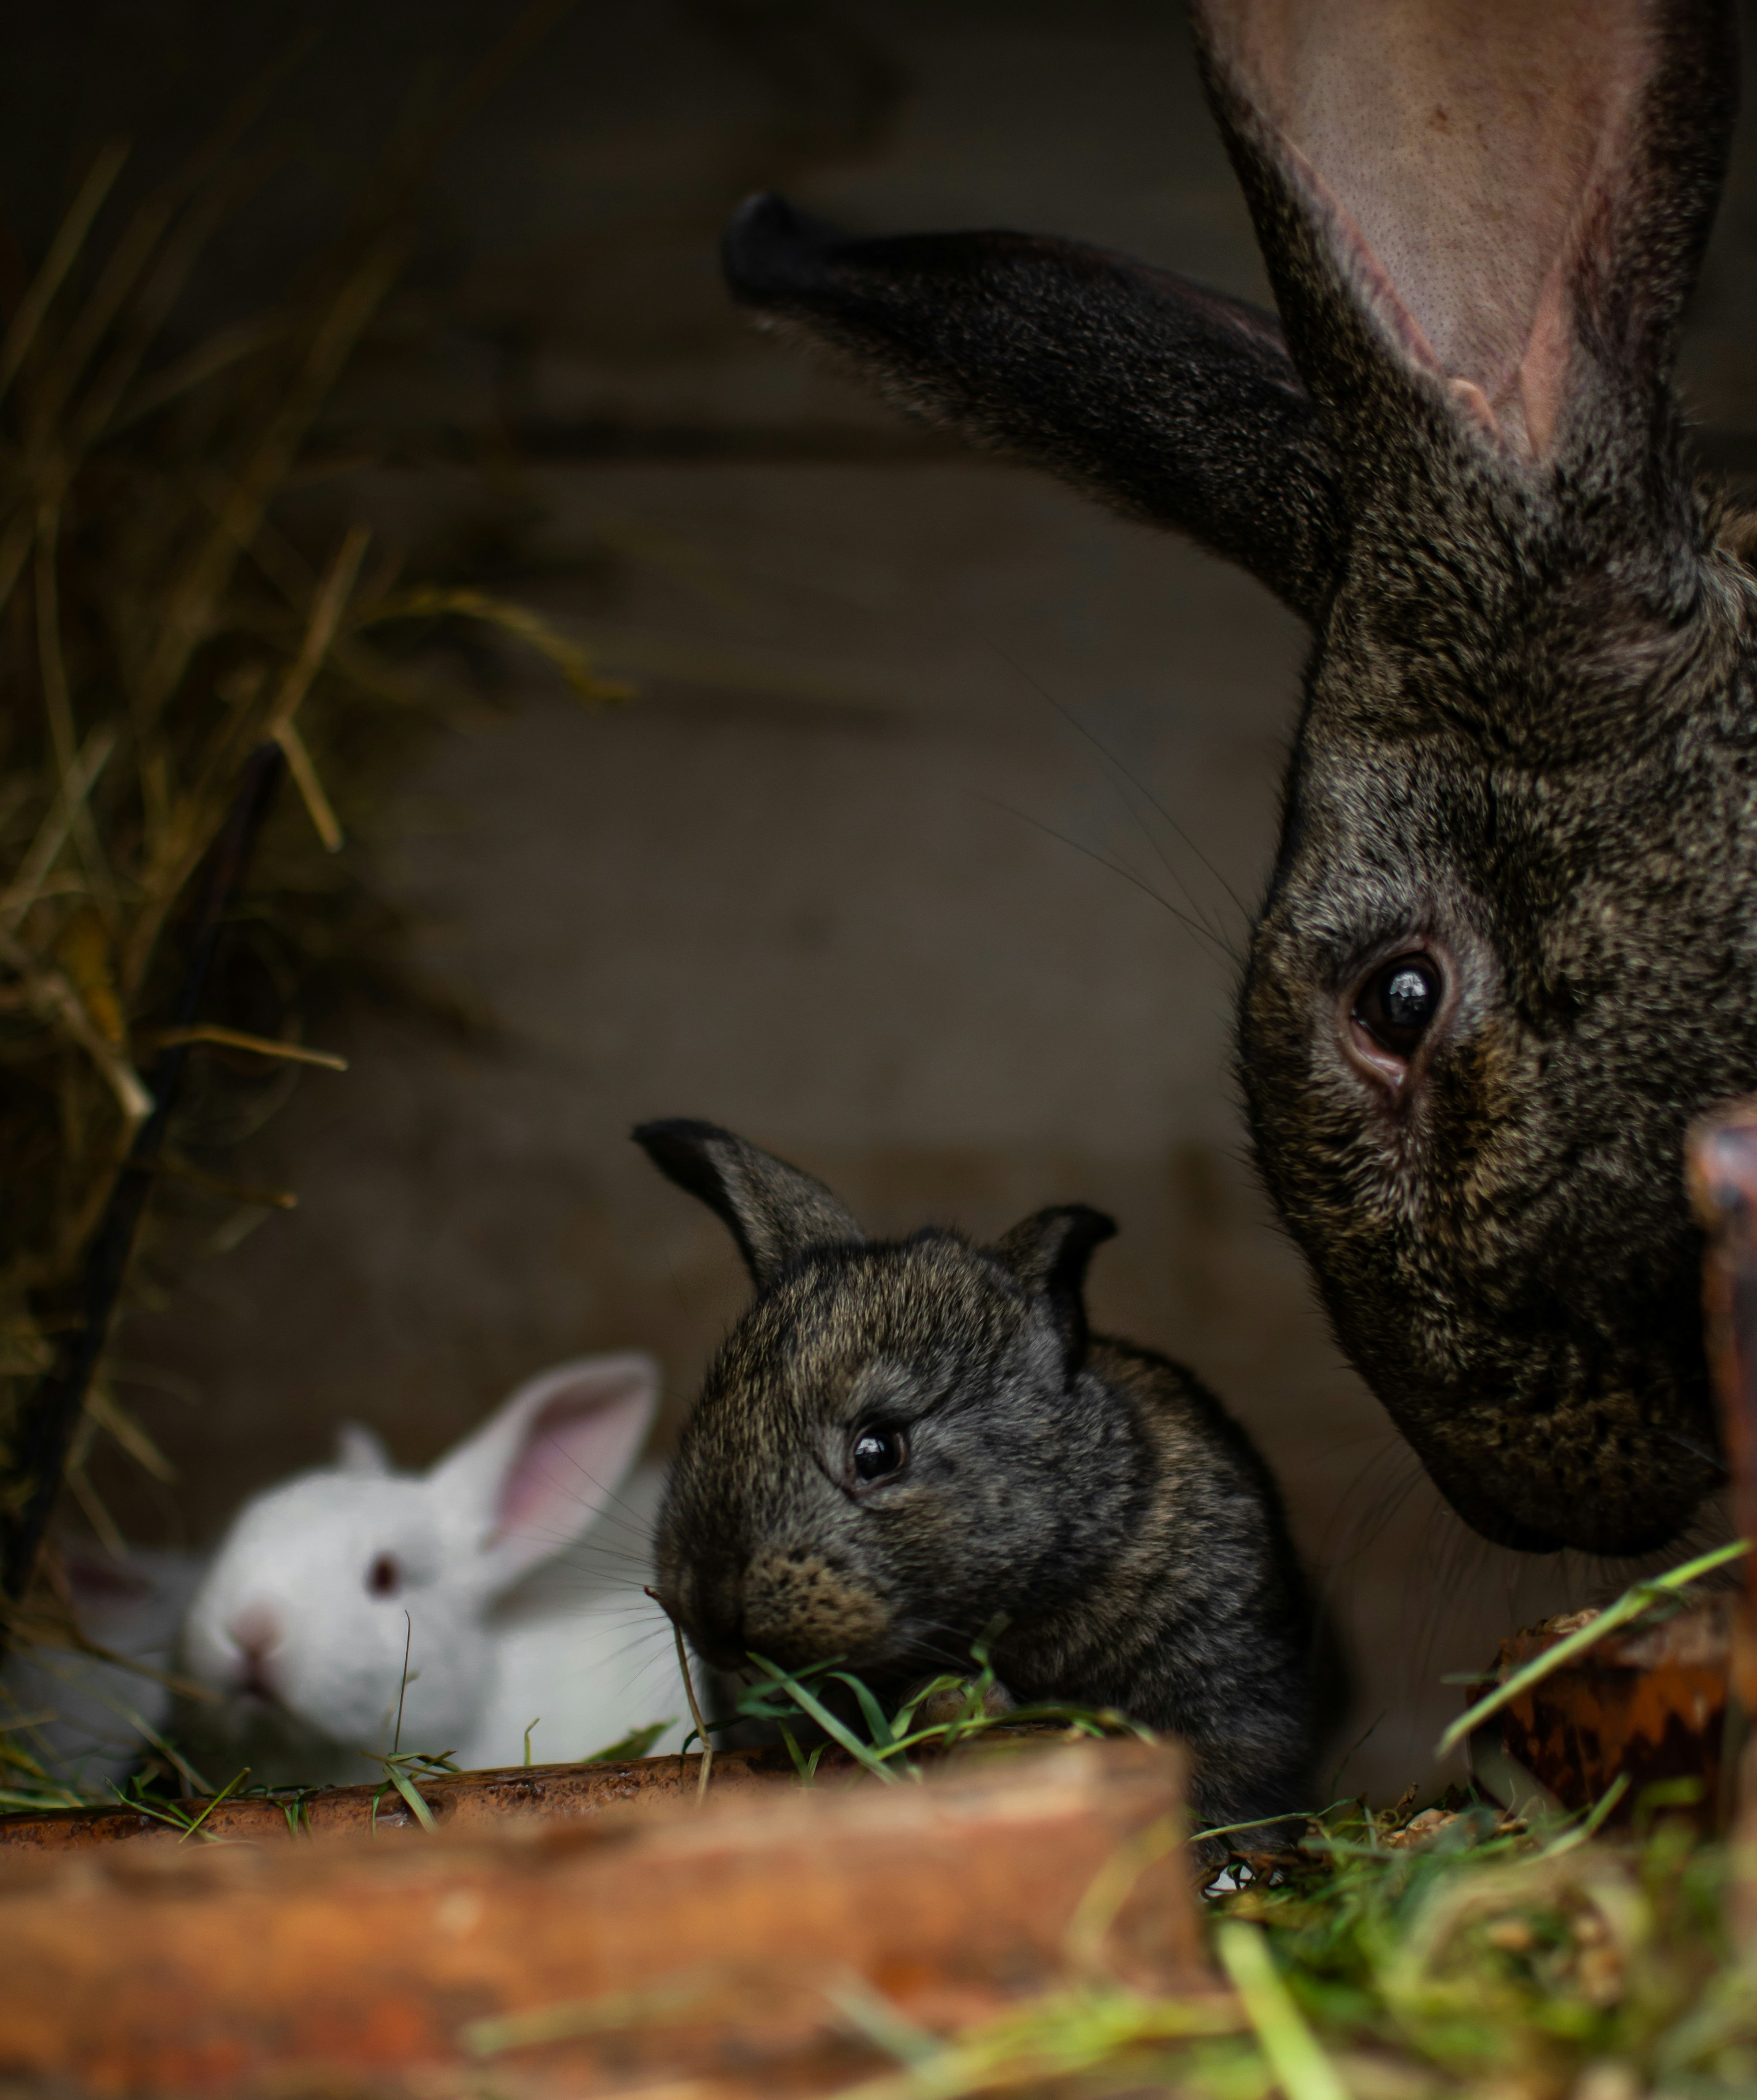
[226,1604,283,1694]
[228,1603,282,1656]
[742,1547,890,1669]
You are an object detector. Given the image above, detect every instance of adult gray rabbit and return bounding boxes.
[715,4,1749,1557]
[636,1118,1319,1840]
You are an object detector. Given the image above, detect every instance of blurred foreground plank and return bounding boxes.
[0,1737,1210,2098]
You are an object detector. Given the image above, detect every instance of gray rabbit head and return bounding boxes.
[634,1119,1130,1681]
[715,3,1748,1554]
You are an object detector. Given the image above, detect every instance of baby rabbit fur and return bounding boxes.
[638,1118,1319,1838]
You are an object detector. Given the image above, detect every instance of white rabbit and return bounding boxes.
[2,1546,204,1794]
[177,1352,686,1789]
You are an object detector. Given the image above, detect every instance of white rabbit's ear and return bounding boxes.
[335,1423,391,1475]
[428,1352,661,1592]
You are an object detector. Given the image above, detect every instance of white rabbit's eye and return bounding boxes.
[852,1425,907,1486]
[1354,954,1442,1058]
[367,1553,402,1598]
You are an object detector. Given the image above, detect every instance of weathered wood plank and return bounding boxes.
[0,1738,1211,2098]
[0,1744,810,1852]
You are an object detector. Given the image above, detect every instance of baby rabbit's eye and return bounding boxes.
[366,1553,402,1599]
[1354,954,1442,1059]
[852,1425,907,1486]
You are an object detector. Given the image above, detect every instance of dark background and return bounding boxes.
[15,0,1757,1800]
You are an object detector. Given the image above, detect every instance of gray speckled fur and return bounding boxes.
[714,6,1750,1557]
[637,1120,1317,1835]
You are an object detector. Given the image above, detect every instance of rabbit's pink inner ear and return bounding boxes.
[1203,0,1652,458]
[486,1363,659,1577]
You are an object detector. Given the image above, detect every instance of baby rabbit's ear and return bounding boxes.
[427,1352,660,1593]
[633,1118,862,1289]
[335,1423,390,1475]
[1194,1,1735,476]
[724,194,1343,623]
[994,1205,1117,1359]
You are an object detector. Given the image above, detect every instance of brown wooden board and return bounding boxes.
[0,1744,815,1852]
[0,1737,1210,2100]
[0,1729,1088,1853]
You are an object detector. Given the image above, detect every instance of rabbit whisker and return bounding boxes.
[975,792,1237,964]
[993,642,1249,955]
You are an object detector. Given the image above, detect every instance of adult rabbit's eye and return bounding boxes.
[1355,954,1442,1057]
[852,1425,907,1485]
[367,1554,402,1598]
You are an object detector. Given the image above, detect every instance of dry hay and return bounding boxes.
[0,65,626,1650]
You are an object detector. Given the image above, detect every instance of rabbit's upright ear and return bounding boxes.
[633,1118,863,1289]
[994,1205,1117,1359]
[724,195,1345,623]
[1195,1,1735,477]
[428,1352,661,1593]
[335,1423,390,1475]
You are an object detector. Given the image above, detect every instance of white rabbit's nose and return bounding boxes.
[228,1602,283,1657]
[226,1604,283,1697]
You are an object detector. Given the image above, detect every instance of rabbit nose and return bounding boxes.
[229,1602,282,1657]
[226,1604,283,1696]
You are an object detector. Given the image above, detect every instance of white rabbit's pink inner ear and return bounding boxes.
[493,1390,646,1544]
[439,1352,661,1587]
[1200,0,1654,460]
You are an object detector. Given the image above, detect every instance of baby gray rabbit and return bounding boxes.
[714,8,1751,1560]
[637,1118,1318,1839]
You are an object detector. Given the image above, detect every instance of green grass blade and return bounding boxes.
[585,1720,673,1763]
[110,1786,198,1833]
[1436,1539,1749,1759]
[825,1973,941,2066]
[828,1670,899,1753]
[1199,1805,1338,1845]
[746,1654,900,1782]
[1217,1919,1350,2100]
[387,1761,439,1833]
[890,1672,961,1739]
[1538,1773,1632,1859]
[177,1765,249,1844]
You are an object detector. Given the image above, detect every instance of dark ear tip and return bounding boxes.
[631,1117,728,1168]
[631,1117,723,1145]
[994,1203,1120,1299]
[723,192,846,305]
[1057,1204,1118,1255]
